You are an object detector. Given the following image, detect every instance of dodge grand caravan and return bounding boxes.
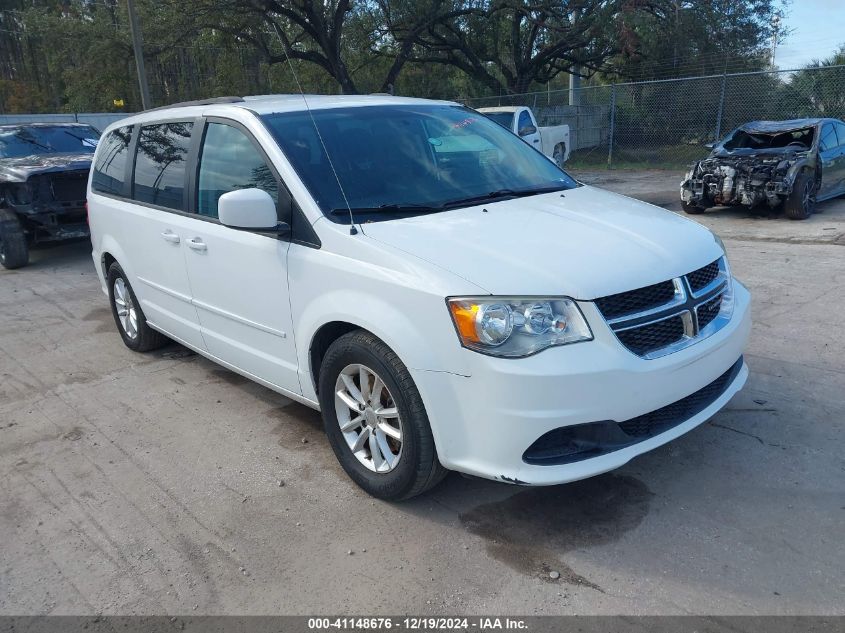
[87,95,751,500]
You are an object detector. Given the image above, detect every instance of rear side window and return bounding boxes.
[196,123,278,219]
[133,122,193,210]
[92,126,132,195]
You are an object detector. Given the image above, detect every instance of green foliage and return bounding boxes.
[0,0,836,115]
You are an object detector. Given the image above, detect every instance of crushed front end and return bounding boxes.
[2,168,90,244]
[681,121,818,211]
[681,152,808,209]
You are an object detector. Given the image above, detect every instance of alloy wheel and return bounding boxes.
[803,179,816,214]
[334,363,403,473]
[113,277,139,340]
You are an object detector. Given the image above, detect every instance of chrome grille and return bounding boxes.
[596,257,729,359]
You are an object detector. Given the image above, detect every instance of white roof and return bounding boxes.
[476,106,521,113]
[110,94,459,130]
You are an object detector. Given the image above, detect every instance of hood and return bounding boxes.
[0,153,93,182]
[360,186,723,299]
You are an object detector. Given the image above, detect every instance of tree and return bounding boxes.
[385,0,633,95]
[609,0,784,80]
[782,46,845,119]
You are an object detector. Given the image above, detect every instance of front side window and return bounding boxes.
[819,123,837,152]
[835,122,845,147]
[261,105,576,222]
[196,123,278,219]
[133,122,193,210]
[92,126,132,195]
[517,110,533,133]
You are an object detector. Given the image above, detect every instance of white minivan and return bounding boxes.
[88,95,751,500]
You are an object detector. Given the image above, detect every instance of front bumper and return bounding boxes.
[412,281,751,485]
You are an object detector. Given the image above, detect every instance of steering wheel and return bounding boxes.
[786,141,808,149]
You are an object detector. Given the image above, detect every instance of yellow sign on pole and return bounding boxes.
[113,98,125,107]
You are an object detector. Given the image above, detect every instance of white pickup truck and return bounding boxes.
[479,106,570,167]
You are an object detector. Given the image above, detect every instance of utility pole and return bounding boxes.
[569,69,581,106]
[126,0,152,110]
[769,15,781,70]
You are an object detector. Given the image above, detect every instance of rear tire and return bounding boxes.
[784,171,816,220]
[318,330,447,500]
[681,200,705,214]
[107,262,168,352]
[0,208,29,269]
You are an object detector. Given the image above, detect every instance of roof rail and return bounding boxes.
[145,96,245,112]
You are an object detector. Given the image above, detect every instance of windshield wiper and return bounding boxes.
[329,203,433,216]
[437,185,568,210]
[14,134,52,152]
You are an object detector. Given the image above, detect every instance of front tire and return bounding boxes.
[318,330,447,500]
[107,262,168,352]
[681,200,705,214]
[784,171,816,220]
[0,208,29,269]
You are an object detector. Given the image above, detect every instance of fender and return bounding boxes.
[294,287,471,403]
[785,156,814,187]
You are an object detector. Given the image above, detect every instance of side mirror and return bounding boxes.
[218,188,289,234]
[519,125,538,137]
[704,142,716,150]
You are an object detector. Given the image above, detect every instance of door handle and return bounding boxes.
[161,230,180,244]
[186,237,207,252]
[533,139,540,143]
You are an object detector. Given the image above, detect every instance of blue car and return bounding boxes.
[680,118,845,220]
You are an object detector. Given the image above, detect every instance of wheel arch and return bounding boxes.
[298,290,469,402]
[97,234,135,285]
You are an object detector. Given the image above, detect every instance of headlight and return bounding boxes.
[710,233,735,318]
[447,297,592,358]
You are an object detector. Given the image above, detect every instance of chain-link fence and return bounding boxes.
[462,65,845,170]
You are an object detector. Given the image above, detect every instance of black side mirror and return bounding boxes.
[519,125,538,137]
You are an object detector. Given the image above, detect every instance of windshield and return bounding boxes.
[261,105,576,221]
[0,125,100,159]
[722,126,814,151]
[482,111,515,130]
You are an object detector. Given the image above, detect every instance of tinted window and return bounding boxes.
[91,126,132,195]
[819,123,837,152]
[517,110,532,133]
[0,124,99,158]
[133,122,193,210]
[197,123,278,218]
[835,122,845,147]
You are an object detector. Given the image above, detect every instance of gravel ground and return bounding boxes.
[1,170,843,615]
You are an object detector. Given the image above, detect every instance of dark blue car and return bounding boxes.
[680,118,845,220]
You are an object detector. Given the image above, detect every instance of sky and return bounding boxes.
[774,0,845,69]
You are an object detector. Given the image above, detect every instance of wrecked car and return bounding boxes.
[680,118,845,220]
[0,123,100,269]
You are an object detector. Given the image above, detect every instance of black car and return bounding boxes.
[680,118,845,220]
[0,123,100,269]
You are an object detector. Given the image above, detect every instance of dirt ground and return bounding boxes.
[1,169,843,615]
